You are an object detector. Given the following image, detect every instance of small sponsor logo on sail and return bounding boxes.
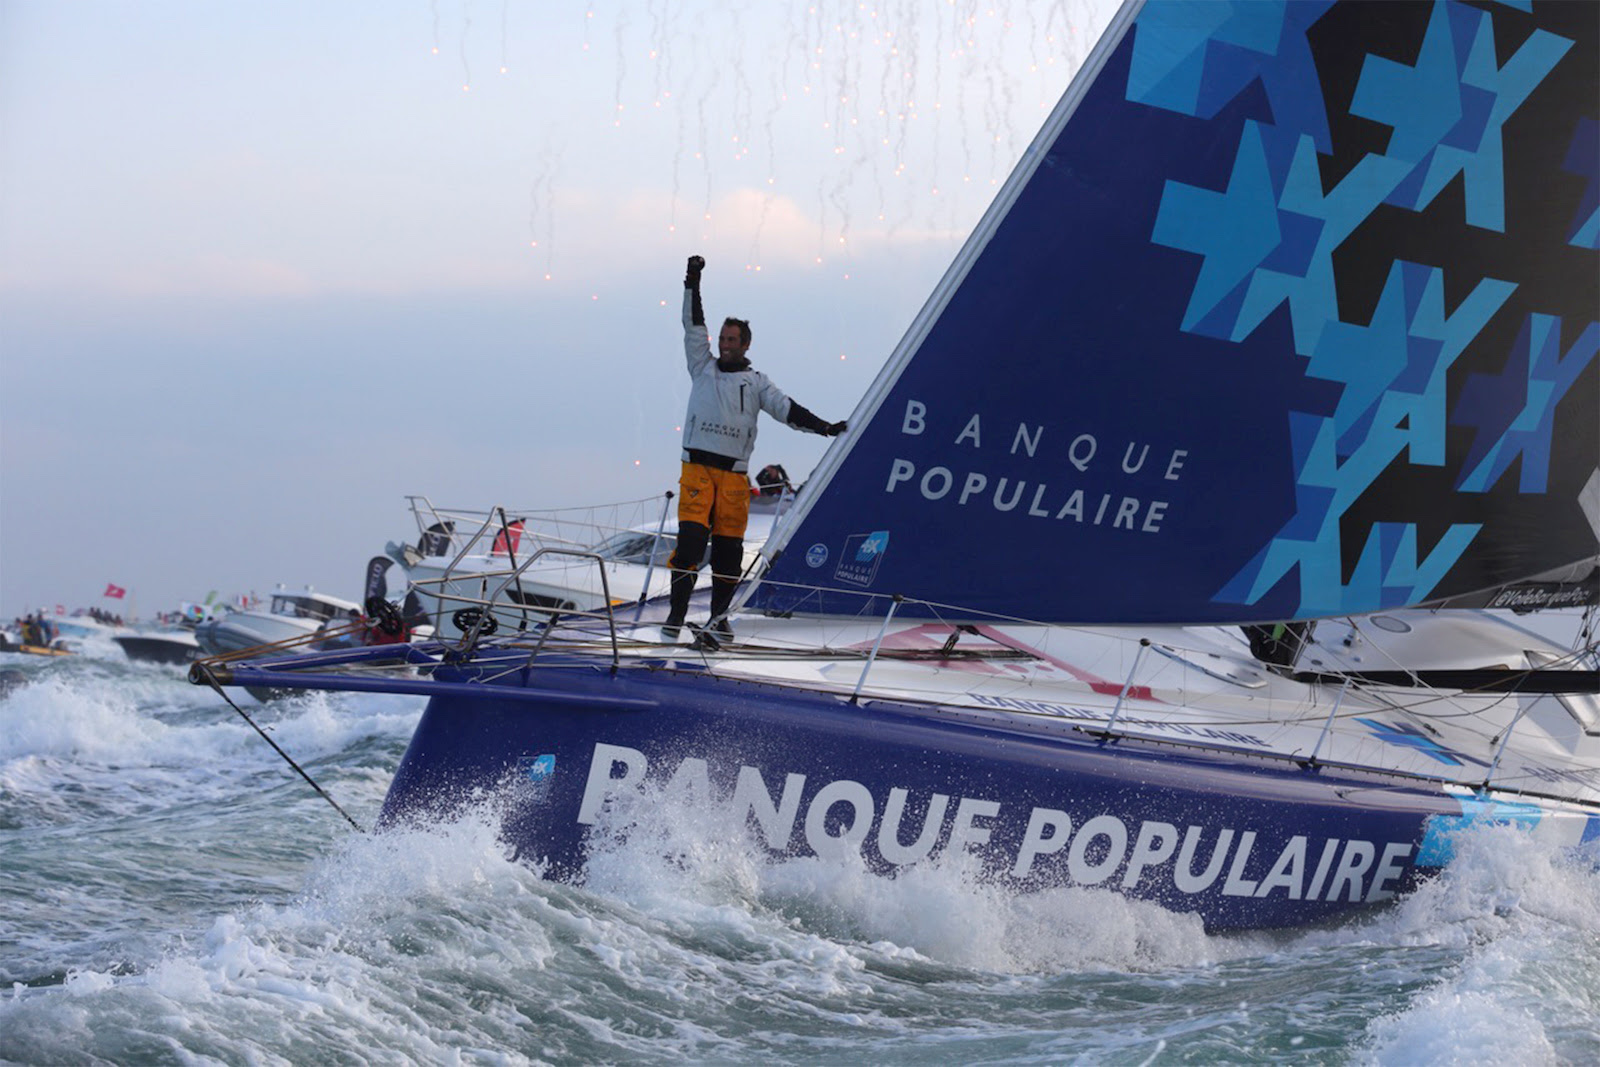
[805,543,829,568]
[834,531,889,587]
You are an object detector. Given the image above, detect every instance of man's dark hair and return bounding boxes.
[724,317,752,346]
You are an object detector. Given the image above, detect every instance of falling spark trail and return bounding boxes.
[730,7,753,166]
[694,45,723,226]
[613,15,628,124]
[499,0,510,72]
[649,0,668,107]
[459,1,473,90]
[529,142,560,276]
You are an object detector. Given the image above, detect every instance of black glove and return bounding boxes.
[788,402,846,437]
[685,255,705,287]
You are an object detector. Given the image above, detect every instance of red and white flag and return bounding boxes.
[104,583,127,599]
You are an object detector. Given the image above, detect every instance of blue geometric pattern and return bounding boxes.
[1152,121,1287,334]
[1356,717,1488,767]
[1352,1,1572,231]
[1128,1,1336,150]
[1456,316,1600,493]
[1137,0,1596,615]
[1565,119,1599,249]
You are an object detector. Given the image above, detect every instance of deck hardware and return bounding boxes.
[852,594,904,704]
[1304,675,1354,768]
[634,490,675,622]
[1100,638,1151,738]
[1483,699,1535,791]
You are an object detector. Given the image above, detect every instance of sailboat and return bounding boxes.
[193,0,1598,931]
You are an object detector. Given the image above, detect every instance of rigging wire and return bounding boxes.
[192,663,365,833]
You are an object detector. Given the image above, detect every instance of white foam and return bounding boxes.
[254,689,424,762]
[0,804,565,1063]
[293,805,540,925]
[1305,823,1600,952]
[0,670,421,789]
[1364,976,1560,1066]
[0,674,178,763]
[1328,825,1600,1064]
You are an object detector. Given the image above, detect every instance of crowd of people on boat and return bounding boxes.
[311,600,417,651]
[10,613,58,648]
[2,607,129,653]
[7,607,125,645]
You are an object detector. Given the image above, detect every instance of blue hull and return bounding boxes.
[378,656,1466,931]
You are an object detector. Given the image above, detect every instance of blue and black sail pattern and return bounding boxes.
[755,0,1598,624]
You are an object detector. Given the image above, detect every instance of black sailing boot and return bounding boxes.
[662,569,695,640]
[708,579,737,644]
[707,536,743,643]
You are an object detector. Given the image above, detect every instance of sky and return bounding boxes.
[0,0,1116,621]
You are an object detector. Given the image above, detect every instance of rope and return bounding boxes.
[193,620,367,668]
[192,662,365,833]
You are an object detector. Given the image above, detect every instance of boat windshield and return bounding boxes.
[270,595,337,622]
[588,530,677,566]
[54,621,99,638]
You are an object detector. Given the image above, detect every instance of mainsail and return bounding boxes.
[752,0,1599,625]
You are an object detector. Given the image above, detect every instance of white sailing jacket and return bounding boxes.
[680,289,793,472]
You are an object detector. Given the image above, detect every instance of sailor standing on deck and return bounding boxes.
[666,254,846,641]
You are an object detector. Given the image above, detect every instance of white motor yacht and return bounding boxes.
[194,587,362,657]
[393,490,790,640]
[114,627,202,666]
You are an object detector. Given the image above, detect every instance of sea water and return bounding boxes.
[2,650,1598,1065]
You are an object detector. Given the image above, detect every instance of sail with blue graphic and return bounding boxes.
[751,0,1598,625]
